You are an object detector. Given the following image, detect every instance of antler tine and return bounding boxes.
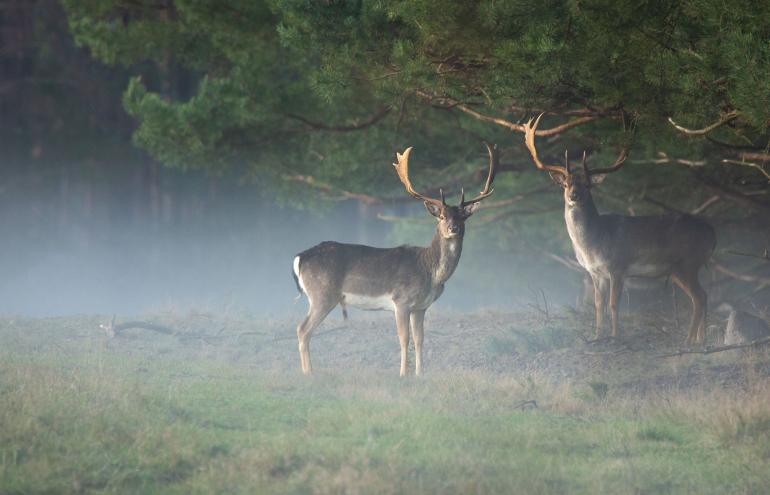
[523,113,570,176]
[392,147,444,206]
[564,149,571,175]
[462,141,498,206]
[586,113,635,175]
[585,147,629,176]
[581,150,588,177]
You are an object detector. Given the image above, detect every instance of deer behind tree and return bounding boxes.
[523,114,716,345]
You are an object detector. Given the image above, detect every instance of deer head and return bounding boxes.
[523,113,628,207]
[393,143,498,238]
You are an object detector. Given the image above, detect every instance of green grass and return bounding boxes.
[1,316,769,494]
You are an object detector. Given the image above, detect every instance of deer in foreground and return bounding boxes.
[292,144,498,375]
[523,114,716,345]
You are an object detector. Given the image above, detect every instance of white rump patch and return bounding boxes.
[293,256,307,293]
[342,293,395,311]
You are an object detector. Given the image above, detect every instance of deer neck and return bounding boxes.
[423,230,463,285]
[564,192,601,249]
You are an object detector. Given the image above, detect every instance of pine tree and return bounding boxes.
[62,0,770,247]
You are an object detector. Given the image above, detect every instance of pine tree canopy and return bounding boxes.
[63,0,769,219]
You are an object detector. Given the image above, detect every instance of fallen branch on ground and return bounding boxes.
[512,400,538,410]
[100,315,176,338]
[657,336,770,357]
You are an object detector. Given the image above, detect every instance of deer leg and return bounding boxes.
[339,299,348,321]
[395,306,411,377]
[691,275,708,345]
[697,285,708,344]
[671,272,706,346]
[410,310,426,377]
[609,274,625,338]
[592,276,607,339]
[296,300,335,375]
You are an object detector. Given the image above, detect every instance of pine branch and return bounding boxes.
[667,110,740,136]
[630,151,705,167]
[285,106,392,132]
[475,185,552,210]
[721,159,770,182]
[694,173,770,215]
[712,261,770,287]
[415,90,598,136]
[282,174,388,205]
[690,195,721,215]
[724,249,770,262]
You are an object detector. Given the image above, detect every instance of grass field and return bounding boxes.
[1,310,769,494]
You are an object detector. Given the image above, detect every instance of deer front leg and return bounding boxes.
[410,310,426,376]
[609,274,625,338]
[592,275,607,339]
[395,306,411,377]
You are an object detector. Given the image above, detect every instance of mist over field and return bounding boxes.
[0,172,383,316]
[0,167,582,317]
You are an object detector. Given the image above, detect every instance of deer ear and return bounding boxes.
[461,202,481,218]
[590,174,607,185]
[549,172,568,187]
[424,201,442,218]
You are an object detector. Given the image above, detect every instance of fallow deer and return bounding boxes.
[523,114,716,345]
[292,144,498,375]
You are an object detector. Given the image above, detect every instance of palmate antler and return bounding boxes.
[523,113,629,177]
[393,147,446,208]
[523,114,570,177]
[393,143,498,207]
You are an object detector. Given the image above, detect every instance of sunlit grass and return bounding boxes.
[1,315,769,494]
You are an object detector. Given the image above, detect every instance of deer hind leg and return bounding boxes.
[395,306,411,377]
[410,310,426,377]
[296,298,336,375]
[592,276,608,339]
[671,271,707,346]
[339,297,348,321]
[609,274,625,338]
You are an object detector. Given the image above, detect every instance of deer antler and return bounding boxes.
[461,141,498,206]
[393,147,446,207]
[526,113,630,177]
[583,148,629,176]
[523,114,569,177]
